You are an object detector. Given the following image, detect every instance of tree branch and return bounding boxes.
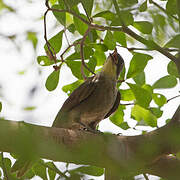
[146,155,180,180]
[0,105,179,178]
[44,4,179,70]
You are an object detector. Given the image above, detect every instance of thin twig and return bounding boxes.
[82,3,92,23]
[60,42,80,62]
[167,95,180,103]
[45,0,179,71]
[1,153,9,180]
[63,28,70,46]
[121,26,179,64]
[117,45,179,52]
[44,1,57,63]
[80,27,96,80]
[143,173,149,180]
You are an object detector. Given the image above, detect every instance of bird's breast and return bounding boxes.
[76,78,117,125]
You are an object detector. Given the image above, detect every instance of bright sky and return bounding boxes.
[0,0,180,179]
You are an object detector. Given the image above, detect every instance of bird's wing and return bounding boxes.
[52,76,97,127]
[60,76,98,111]
[104,90,121,118]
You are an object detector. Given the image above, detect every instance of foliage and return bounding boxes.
[0,0,180,179]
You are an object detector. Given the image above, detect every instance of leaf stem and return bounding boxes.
[80,27,96,80]
[45,0,179,72]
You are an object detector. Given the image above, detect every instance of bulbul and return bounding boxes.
[53,48,124,130]
[11,49,124,177]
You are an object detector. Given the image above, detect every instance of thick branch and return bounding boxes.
[0,105,179,178]
[147,155,180,180]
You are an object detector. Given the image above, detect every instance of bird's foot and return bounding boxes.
[78,122,103,134]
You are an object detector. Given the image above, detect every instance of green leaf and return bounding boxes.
[70,165,104,176]
[104,31,116,50]
[131,105,157,127]
[127,53,153,79]
[120,89,135,101]
[67,24,76,33]
[73,14,88,35]
[23,106,36,111]
[152,75,177,89]
[119,122,130,130]
[37,56,54,66]
[142,84,153,94]
[113,31,127,47]
[167,61,179,78]
[66,52,81,61]
[128,83,152,108]
[110,105,125,126]
[46,162,56,180]
[93,50,106,66]
[119,65,126,81]
[117,0,138,8]
[164,34,180,48]
[0,102,2,112]
[150,107,163,118]
[152,93,167,107]
[44,30,63,54]
[85,56,97,74]
[133,71,145,86]
[166,0,177,15]
[66,57,96,79]
[133,21,153,34]
[0,0,14,12]
[139,0,147,12]
[52,4,66,26]
[62,80,83,96]
[88,29,98,43]
[111,11,134,26]
[45,70,60,91]
[27,32,38,50]
[5,157,12,169]
[93,11,116,21]
[81,0,94,16]
[84,46,94,58]
[50,0,58,5]
[33,161,48,180]
[91,43,108,52]
[66,61,82,79]
[65,0,81,7]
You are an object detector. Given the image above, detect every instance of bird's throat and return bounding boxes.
[101,59,117,79]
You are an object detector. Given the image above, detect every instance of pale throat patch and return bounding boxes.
[101,58,117,78]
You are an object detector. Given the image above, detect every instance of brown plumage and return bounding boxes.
[53,49,124,130]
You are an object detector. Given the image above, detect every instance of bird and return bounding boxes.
[53,48,124,131]
[11,48,124,177]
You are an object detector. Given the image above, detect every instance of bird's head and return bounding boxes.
[101,48,124,80]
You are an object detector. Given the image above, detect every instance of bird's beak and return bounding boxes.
[109,48,118,65]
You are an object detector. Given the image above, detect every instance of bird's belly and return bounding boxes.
[76,82,117,126]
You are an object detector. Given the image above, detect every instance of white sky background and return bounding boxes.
[0,0,180,179]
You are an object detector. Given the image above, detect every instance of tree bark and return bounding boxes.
[0,105,179,179]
